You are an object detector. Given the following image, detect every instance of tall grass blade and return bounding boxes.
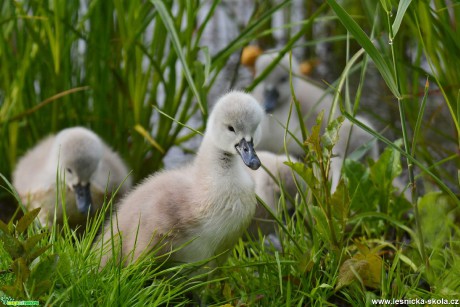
[151,0,205,114]
[392,0,413,37]
[326,0,401,98]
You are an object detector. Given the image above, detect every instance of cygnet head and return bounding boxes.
[207,91,264,170]
[53,127,104,214]
[254,53,299,113]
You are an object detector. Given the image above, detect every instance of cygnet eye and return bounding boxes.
[66,168,73,174]
[228,126,235,133]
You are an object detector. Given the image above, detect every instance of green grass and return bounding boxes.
[1,0,459,305]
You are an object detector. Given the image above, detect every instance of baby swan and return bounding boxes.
[252,52,337,156]
[252,52,378,191]
[13,127,132,229]
[98,91,264,268]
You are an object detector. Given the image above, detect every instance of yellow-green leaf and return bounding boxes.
[336,251,383,290]
[16,208,41,234]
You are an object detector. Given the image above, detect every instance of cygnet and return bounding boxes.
[13,127,132,229]
[97,91,264,268]
[252,53,378,191]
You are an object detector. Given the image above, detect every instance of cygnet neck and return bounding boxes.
[195,134,242,176]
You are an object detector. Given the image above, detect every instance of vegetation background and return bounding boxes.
[0,0,459,305]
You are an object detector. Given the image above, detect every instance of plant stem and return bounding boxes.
[386,8,430,275]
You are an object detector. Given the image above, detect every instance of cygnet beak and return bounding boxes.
[263,88,279,113]
[235,138,261,170]
[74,183,92,214]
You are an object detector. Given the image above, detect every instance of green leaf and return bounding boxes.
[306,110,324,155]
[11,257,30,287]
[0,231,24,260]
[336,251,383,290]
[370,144,402,191]
[418,192,455,249]
[151,0,205,114]
[310,206,336,246]
[310,206,343,245]
[390,190,412,219]
[342,112,459,206]
[23,233,48,252]
[379,0,391,13]
[326,0,401,98]
[0,219,10,234]
[30,280,52,298]
[285,161,317,189]
[321,116,344,151]
[330,180,350,222]
[343,159,377,213]
[392,0,413,37]
[26,244,52,263]
[336,258,368,290]
[16,208,41,234]
[30,254,59,287]
[350,211,416,239]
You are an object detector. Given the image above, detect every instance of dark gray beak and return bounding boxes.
[74,183,92,214]
[263,88,279,113]
[235,139,261,170]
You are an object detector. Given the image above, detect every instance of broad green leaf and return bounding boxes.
[31,280,52,298]
[370,144,402,191]
[391,192,412,220]
[330,180,350,222]
[16,208,41,234]
[343,159,377,213]
[418,191,455,249]
[326,0,401,98]
[30,254,60,285]
[26,244,52,263]
[392,0,413,37]
[23,233,48,252]
[354,252,383,289]
[0,232,24,260]
[309,206,331,245]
